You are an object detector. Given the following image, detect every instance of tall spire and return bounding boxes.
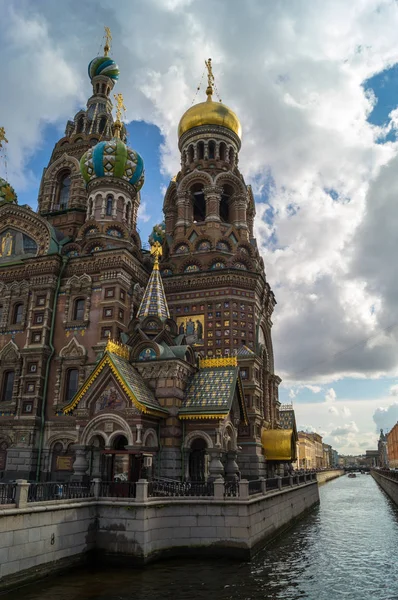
[136,242,170,321]
[205,58,214,100]
[113,92,126,139]
[104,26,112,57]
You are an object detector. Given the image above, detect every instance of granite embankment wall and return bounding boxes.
[0,500,97,590]
[316,469,344,484]
[371,470,398,505]
[0,481,319,590]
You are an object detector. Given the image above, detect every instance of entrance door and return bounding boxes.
[189,438,207,481]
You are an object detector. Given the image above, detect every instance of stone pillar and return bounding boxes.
[92,478,101,499]
[204,186,222,223]
[213,477,224,500]
[15,479,29,508]
[175,191,189,231]
[208,448,225,481]
[260,476,266,494]
[225,451,240,481]
[289,475,294,487]
[183,448,190,480]
[232,194,248,232]
[136,479,148,502]
[136,424,143,445]
[276,475,282,490]
[71,445,89,483]
[239,479,249,500]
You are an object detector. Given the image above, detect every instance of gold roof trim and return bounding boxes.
[106,338,130,359]
[199,356,238,369]
[261,429,294,461]
[179,413,228,421]
[63,354,165,417]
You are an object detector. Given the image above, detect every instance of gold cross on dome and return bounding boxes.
[104,26,112,57]
[205,58,214,95]
[150,242,162,269]
[114,92,126,123]
[0,127,8,149]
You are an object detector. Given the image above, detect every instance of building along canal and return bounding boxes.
[2,473,398,600]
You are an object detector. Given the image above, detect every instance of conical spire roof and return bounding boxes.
[136,242,170,321]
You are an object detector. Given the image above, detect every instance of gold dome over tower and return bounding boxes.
[178,59,242,140]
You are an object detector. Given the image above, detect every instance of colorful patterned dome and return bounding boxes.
[0,178,17,203]
[80,138,145,191]
[149,222,165,246]
[88,56,120,82]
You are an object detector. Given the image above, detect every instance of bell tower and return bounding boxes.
[160,60,280,478]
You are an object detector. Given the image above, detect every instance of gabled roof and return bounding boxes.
[179,356,248,423]
[237,344,256,357]
[63,339,168,417]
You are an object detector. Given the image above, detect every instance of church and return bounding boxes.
[0,33,296,484]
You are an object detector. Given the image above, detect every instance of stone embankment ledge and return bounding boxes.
[371,469,398,506]
[0,478,319,591]
[316,469,345,484]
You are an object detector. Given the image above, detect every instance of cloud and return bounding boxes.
[3,1,398,387]
[341,406,351,417]
[325,388,337,403]
[390,384,398,396]
[305,385,322,394]
[373,401,398,432]
[330,421,359,436]
[328,406,339,415]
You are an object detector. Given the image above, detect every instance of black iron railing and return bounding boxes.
[267,477,280,490]
[224,480,239,497]
[99,481,137,498]
[281,476,291,487]
[248,479,262,495]
[374,468,398,482]
[148,479,214,497]
[27,482,93,502]
[0,483,16,505]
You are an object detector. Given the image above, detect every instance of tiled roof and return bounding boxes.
[237,345,256,357]
[136,262,170,320]
[180,365,239,417]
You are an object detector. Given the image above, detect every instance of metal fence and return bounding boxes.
[224,480,239,498]
[148,479,214,498]
[266,477,279,490]
[248,479,263,495]
[99,481,137,498]
[0,483,16,505]
[374,468,398,482]
[27,482,93,502]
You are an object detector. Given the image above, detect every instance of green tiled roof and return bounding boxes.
[136,263,170,320]
[110,352,168,414]
[180,366,238,416]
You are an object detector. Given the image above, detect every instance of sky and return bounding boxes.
[2,0,398,455]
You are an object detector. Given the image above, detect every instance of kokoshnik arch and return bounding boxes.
[0,33,296,484]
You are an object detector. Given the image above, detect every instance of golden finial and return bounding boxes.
[113,92,126,138]
[0,127,8,150]
[104,26,112,57]
[205,58,214,100]
[150,241,163,270]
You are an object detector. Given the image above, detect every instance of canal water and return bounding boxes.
[2,474,398,600]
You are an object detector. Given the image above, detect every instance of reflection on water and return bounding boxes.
[2,475,398,600]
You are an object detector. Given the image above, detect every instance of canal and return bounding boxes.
[2,474,398,600]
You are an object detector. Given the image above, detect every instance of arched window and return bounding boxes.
[13,303,23,325]
[73,298,85,321]
[76,116,84,134]
[208,140,216,159]
[197,141,204,160]
[65,369,79,403]
[219,142,226,161]
[1,371,15,402]
[191,184,206,223]
[125,203,131,223]
[106,196,113,216]
[188,145,194,163]
[58,172,71,210]
[99,117,107,134]
[220,185,233,223]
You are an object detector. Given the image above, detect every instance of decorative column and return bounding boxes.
[136,424,143,445]
[204,186,222,223]
[225,450,240,481]
[231,194,248,232]
[208,448,225,481]
[183,448,190,480]
[71,445,89,482]
[175,191,189,236]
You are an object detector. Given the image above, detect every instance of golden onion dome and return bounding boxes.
[178,96,242,139]
[178,59,242,140]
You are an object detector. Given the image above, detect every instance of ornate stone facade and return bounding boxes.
[0,45,291,484]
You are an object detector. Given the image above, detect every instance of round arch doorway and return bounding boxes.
[189,438,207,482]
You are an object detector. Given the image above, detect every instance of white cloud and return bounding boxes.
[373,401,398,432]
[305,385,322,394]
[330,421,359,436]
[325,388,337,403]
[390,384,398,396]
[328,406,339,415]
[341,406,351,417]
